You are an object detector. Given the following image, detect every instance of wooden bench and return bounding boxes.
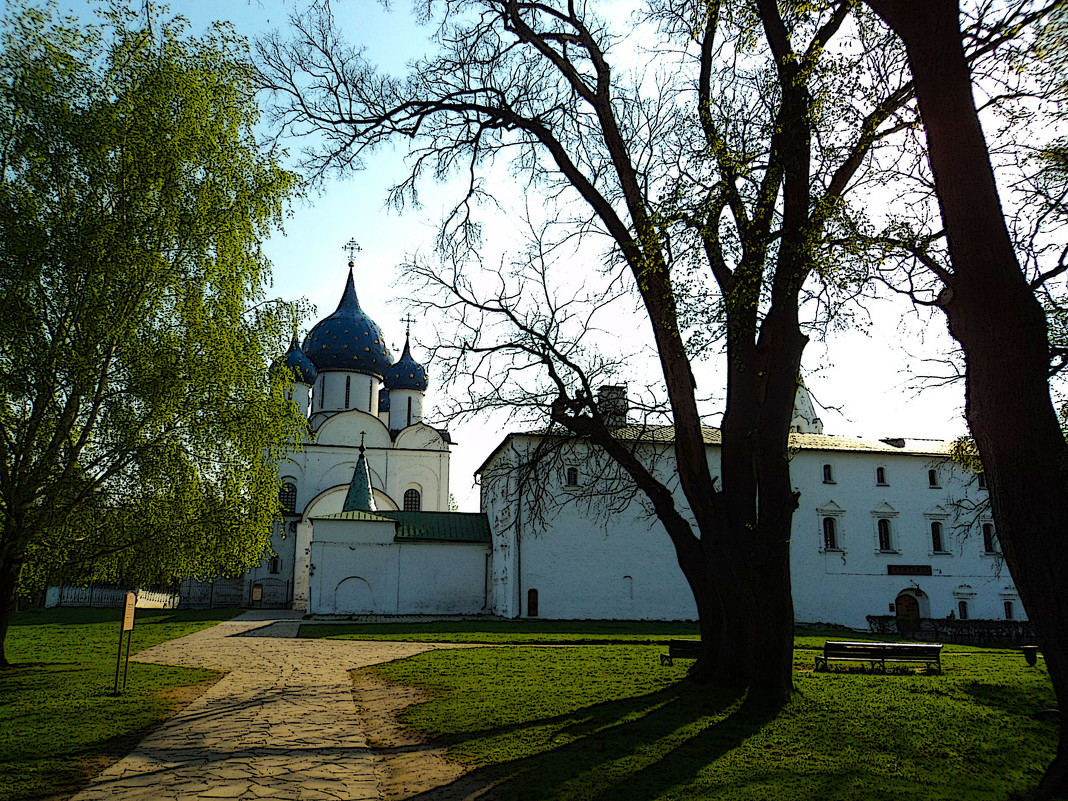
[660,639,701,666]
[814,640,943,673]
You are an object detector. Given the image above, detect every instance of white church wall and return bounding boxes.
[316,410,391,449]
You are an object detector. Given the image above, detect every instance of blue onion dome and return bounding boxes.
[281,336,317,384]
[384,335,428,392]
[303,269,394,378]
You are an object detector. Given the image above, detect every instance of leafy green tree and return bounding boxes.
[0,3,304,666]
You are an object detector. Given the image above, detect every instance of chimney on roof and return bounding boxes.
[597,384,628,428]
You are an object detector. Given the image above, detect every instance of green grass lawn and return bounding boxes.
[360,640,1058,800]
[0,607,241,801]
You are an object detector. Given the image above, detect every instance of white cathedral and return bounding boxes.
[240,261,1024,631]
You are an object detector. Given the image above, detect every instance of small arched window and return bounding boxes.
[958,600,970,620]
[407,396,413,427]
[982,523,997,553]
[877,518,893,552]
[344,375,351,408]
[269,556,281,575]
[876,466,887,486]
[822,464,834,484]
[931,521,945,553]
[978,472,987,490]
[279,482,297,514]
[822,517,838,550]
[527,588,539,617]
[1004,600,1015,620]
[928,468,940,488]
[403,488,421,512]
[565,466,579,487]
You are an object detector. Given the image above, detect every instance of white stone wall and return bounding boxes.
[307,518,488,614]
[481,434,1020,628]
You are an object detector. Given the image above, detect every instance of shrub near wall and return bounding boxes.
[867,616,1036,646]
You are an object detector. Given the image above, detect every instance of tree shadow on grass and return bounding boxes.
[399,680,777,801]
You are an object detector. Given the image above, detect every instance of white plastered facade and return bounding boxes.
[478,421,1021,629]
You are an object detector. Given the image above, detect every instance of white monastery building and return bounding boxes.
[238,259,1022,632]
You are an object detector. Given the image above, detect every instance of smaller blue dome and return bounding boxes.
[384,336,428,392]
[378,389,391,412]
[276,336,317,384]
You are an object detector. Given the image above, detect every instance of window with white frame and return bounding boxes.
[982,522,998,553]
[403,488,421,511]
[877,518,894,552]
[565,466,580,487]
[278,482,297,514]
[930,521,946,553]
[822,517,838,550]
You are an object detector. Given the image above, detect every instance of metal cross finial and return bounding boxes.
[401,312,415,337]
[344,238,362,267]
[359,431,366,452]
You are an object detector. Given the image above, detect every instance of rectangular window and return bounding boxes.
[1004,600,1015,620]
[822,464,834,484]
[877,518,893,552]
[928,468,940,488]
[931,521,945,553]
[876,466,888,486]
[822,517,838,550]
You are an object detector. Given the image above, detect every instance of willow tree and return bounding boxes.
[0,4,304,665]
[260,0,918,705]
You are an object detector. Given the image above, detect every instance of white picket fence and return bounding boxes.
[45,585,179,609]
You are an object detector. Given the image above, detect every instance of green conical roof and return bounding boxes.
[343,442,376,512]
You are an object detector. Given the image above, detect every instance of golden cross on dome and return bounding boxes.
[344,238,362,267]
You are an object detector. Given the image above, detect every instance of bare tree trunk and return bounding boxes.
[0,554,21,669]
[865,2,1068,792]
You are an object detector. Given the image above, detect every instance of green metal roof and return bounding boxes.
[313,509,491,543]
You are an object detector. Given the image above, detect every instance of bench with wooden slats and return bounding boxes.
[815,640,943,673]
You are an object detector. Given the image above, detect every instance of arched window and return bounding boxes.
[527,588,539,617]
[344,375,351,408]
[407,396,413,427]
[278,482,297,514]
[269,556,281,575]
[958,600,970,620]
[982,523,997,553]
[822,464,834,484]
[978,472,987,490]
[822,517,838,550]
[1004,600,1015,620]
[876,466,887,485]
[565,466,579,487]
[403,488,421,511]
[877,518,893,552]
[931,521,945,553]
[319,377,325,409]
[928,468,940,488]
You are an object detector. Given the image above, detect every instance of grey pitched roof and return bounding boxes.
[476,425,953,474]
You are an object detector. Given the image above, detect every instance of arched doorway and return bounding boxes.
[895,589,928,636]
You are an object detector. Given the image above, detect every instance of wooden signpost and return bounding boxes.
[114,591,136,694]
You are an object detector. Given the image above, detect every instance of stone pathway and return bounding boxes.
[71,611,456,801]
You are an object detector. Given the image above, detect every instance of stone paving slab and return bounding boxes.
[70,612,458,801]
